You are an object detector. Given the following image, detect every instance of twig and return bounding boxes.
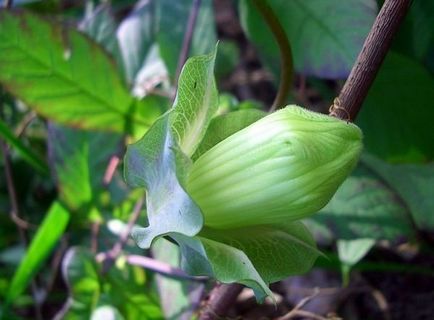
[90,222,100,254]
[103,156,120,186]
[331,0,412,121]
[99,197,144,273]
[199,283,244,320]
[15,112,37,138]
[174,0,202,87]
[125,254,208,282]
[252,0,293,111]
[277,287,322,320]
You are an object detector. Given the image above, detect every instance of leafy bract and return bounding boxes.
[0,11,160,133]
[125,49,218,248]
[55,247,162,320]
[173,221,319,301]
[239,0,377,79]
[7,202,70,304]
[357,52,434,162]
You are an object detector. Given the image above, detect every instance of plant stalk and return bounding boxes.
[332,0,412,121]
[252,0,293,111]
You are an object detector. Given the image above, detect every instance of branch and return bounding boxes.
[331,0,412,121]
[174,0,202,87]
[126,254,208,282]
[276,288,323,320]
[98,197,144,273]
[252,0,293,111]
[198,283,244,320]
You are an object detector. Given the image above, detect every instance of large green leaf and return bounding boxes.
[6,202,70,304]
[172,221,319,301]
[55,247,162,320]
[306,159,415,243]
[157,0,217,79]
[0,118,48,175]
[239,0,377,79]
[362,154,434,231]
[0,11,158,133]
[48,124,121,219]
[357,52,434,162]
[125,50,218,248]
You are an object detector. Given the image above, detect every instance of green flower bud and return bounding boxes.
[187,105,362,229]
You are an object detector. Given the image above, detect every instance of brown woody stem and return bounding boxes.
[332,0,412,121]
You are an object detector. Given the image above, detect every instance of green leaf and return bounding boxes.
[192,109,266,161]
[48,124,121,219]
[117,0,157,84]
[174,221,319,301]
[200,221,320,284]
[157,0,217,79]
[337,238,375,286]
[362,153,434,231]
[0,118,48,175]
[7,202,70,304]
[357,52,434,162]
[239,0,377,79]
[0,11,158,133]
[56,247,162,320]
[306,160,415,243]
[125,49,218,248]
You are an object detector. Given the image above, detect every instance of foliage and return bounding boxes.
[0,0,433,319]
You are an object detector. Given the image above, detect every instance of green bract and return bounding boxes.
[187,105,363,229]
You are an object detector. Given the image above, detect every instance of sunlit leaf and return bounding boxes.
[0,11,159,133]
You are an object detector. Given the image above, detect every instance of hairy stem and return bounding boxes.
[252,0,293,111]
[331,0,412,121]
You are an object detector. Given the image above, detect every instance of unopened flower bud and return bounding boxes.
[187,105,362,229]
